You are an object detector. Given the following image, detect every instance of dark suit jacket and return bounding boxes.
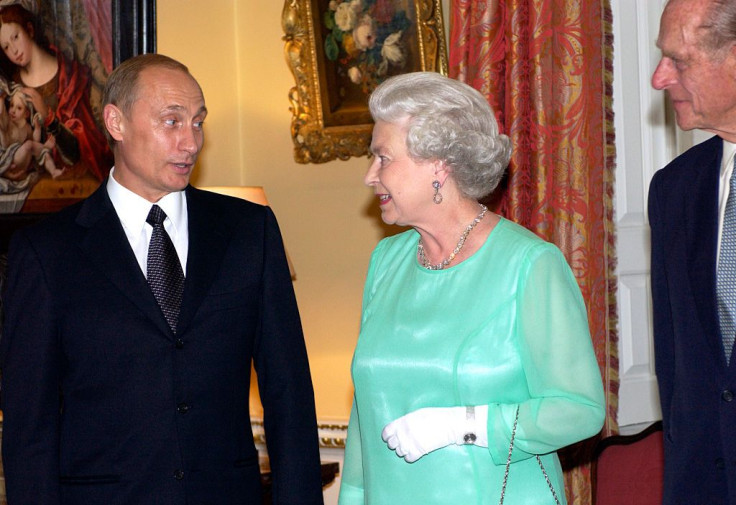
[0,184,324,505]
[649,135,736,504]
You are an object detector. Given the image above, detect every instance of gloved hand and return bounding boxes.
[381,405,488,463]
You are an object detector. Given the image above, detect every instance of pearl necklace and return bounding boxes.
[417,204,488,270]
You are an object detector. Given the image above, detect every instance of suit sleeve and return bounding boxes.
[253,207,324,505]
[648,171,675,429]
[1,231,62,504]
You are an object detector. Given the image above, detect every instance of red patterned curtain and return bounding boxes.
[449,0,617,503]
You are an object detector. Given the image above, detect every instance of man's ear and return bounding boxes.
[103,104,124,142]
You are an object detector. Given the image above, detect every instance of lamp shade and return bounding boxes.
[199,186,295,279]
[200,186,269,206]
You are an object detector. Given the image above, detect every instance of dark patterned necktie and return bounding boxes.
[718,158,736,364]
[146,205,185,333]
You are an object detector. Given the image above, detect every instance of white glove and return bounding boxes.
[381,405,489,463]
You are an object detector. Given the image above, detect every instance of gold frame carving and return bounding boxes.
[282,0,448,164]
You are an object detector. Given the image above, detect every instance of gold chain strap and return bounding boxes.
[499,406,562,505]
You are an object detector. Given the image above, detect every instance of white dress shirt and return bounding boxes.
[106,167,189,277]
[718,141,736,265]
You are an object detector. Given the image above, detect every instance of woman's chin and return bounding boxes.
[379,210,397,226]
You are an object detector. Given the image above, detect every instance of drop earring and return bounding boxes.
[432,180,443,204]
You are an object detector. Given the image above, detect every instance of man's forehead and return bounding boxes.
[658,2,708,49]
[136,71,204,106]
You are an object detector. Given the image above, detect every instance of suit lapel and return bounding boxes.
[76,183,174,338]
[687,137,725,363]
[176,186,231,335]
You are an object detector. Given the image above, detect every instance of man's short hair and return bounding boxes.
[701,0,736,55]
[101,53,193,146]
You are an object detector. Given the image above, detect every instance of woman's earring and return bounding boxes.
[432,180,443,204]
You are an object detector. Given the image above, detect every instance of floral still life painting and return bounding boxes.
[283,0,446,163]
[323,0,411,94]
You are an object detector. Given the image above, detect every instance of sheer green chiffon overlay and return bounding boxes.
[338,218,605,505]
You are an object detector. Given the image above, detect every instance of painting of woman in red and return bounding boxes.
[0,0,112,212]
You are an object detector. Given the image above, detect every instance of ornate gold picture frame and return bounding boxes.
[282,0,447,164]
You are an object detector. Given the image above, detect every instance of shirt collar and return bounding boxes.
[106,167,187,238]
[722,140,736,178]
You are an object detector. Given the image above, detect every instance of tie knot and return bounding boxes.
[146,205,166,226]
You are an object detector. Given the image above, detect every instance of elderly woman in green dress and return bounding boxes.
[338,72,605,505]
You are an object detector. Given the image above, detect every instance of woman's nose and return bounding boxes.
[364,158,379,186]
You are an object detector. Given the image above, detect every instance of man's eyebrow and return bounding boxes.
[160,104,208,115]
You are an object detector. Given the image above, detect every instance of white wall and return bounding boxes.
[612,0,668,428]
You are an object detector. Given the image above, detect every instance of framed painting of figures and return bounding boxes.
[0,0,155,214]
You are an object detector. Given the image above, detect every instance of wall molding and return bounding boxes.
[251,417,348,449]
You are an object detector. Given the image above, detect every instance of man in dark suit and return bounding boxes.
[649,0,736,503]
[0,53,324,504]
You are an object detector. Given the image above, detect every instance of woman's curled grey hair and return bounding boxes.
[369,72,512,200]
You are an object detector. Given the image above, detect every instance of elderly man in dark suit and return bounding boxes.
[649,0,736,503]
[0,53,324,505]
